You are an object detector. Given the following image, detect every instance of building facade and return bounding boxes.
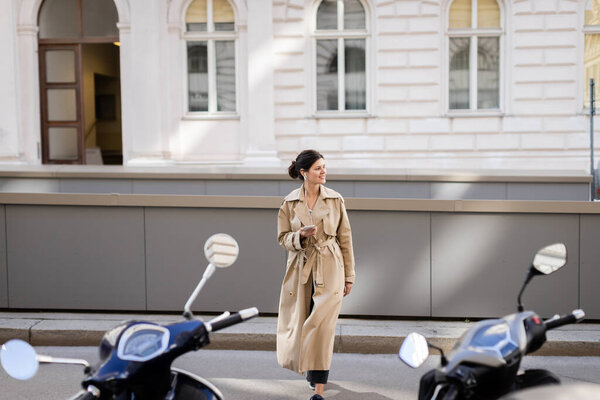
[1,0,599,170]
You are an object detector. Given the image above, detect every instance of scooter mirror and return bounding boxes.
[0,339,39,380]
[532,243,567,275]
[398,332,429,369]
[204,233,239,268]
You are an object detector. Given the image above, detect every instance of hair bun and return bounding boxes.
[288,160,299,179]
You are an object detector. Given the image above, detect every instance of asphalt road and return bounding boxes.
[1,348,599,399]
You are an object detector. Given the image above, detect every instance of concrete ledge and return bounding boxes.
[0,165,592,183]
[3,193,600,214]
[29,320,121,346]
[0,319,38,343]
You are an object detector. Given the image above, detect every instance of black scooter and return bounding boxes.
[0,233,258,400]
[398,243,585,400]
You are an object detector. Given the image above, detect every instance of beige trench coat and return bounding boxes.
[276,185,355,374]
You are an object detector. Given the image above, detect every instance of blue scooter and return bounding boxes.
[1,233,258,400]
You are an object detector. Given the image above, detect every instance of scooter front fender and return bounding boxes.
[516,368,560,390]
[167,367,224,400]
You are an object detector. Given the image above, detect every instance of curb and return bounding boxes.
[2,328,599,357]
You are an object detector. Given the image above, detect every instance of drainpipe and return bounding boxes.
[591,78,597,201]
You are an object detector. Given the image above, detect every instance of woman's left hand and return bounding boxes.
[343,282,353,297]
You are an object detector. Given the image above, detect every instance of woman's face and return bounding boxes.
[302,158,326,185]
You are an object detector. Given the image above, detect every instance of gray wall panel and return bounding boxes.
[205,180,280,196]
[279,181,302,196]
[0,178,60,193]
[132,179,207,195]
[355,182,430,199]
[324,181,354,197]
[580,215,600,319]
[507,183,588,201]
[145,208,285,313]
[430,182,506,200]
[59,179,133,194]
[432,213,579,318]
[342,211,430,316]
[0,206,7,307]
[6,205,146,309]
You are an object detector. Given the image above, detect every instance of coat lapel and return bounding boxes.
[310,186,330,226]
[293,186,314,227]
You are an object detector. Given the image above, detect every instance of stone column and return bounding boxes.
[15,19,41,164]
[0,0,22,162]
[244,0,279,165]
[123,0,171,165]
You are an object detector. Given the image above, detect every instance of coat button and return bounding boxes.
[334,291,339,295]
[289,292,294,296]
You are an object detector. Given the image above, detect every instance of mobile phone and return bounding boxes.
[302,225,316,231]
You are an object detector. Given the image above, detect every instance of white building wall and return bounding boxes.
[125,0,170,164]
[273,0,596,170]
[0,0,597,171]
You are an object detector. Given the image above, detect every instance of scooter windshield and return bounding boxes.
[469,322,518,358]
[117,323,170,362]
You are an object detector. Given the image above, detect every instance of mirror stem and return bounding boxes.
[517,268,535,312]
[427,342,448,367]
[37,355,90,368]
[184,263,215,320]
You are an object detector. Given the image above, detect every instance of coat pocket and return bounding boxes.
[331,243,344,270]
[322,214,337,236]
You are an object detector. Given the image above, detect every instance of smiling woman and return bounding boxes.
[277,149,356,400]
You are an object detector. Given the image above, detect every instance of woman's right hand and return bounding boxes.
[299,225,317,238]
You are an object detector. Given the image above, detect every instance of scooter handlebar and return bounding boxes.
[208,307,259,332]
[70,387,100,400]
[544,309,585,330]
[73,393,97,400]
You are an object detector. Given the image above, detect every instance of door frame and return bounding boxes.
[37,0,119,164]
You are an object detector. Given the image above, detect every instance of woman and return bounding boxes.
[276,150,356,400]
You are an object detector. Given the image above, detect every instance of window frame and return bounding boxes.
[183,0,239,117]
[445,0,504,115]
[311,0,371,117]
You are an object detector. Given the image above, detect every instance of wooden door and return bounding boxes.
[39,44,85,164]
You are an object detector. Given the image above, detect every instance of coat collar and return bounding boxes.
[285,185,341,227]
[283,184,342,203]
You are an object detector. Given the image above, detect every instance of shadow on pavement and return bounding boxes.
[326,382,395,400]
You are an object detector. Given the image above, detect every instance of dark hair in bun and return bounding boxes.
[288,149,324,180]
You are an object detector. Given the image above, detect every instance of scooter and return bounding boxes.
[1,233,258,400]
[398,243,585,400]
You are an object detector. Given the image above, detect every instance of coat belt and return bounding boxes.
[298,237,337,287]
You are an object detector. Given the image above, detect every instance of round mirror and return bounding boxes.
[0,339,39,380]
[398,332,429,369]
[204,233,239,268]
[532,243,567,275]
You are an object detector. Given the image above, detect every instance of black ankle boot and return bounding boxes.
[310,395,324,400]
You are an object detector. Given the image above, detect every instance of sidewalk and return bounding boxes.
[1,312,599,356]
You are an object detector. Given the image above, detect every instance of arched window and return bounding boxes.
[185,0,237,113]
[314,0,368,112]
[447,0,502,111]
[584,0,600,107]
[39,0,119,39]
